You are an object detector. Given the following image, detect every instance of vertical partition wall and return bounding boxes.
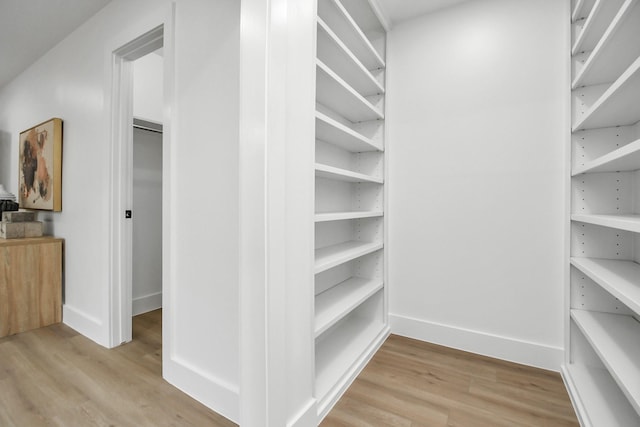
[313,0,390,420]
[564,0,640,425]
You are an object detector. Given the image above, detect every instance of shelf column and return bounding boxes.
[565,0,640,424]
[238,0,316,425]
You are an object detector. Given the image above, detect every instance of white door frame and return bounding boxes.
[109,25,165,347]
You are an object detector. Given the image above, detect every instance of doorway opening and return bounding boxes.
[109,25,165,349]
[132,50,163,324]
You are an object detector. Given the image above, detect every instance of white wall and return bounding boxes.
[0,0,240,421]
[387,0,570,371]
[132,127,162,315]
[133,52,163,123]
[0,129,9,188]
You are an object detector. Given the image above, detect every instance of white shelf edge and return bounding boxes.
[572,0,637,89]
[562,364,640,426]
[572,138,640,174]
[571,309,640,415]
[572,0,587,22]
[572,55,640,131]
[315,162,383,183]
[561,365,590,427]
[331,0,385,68]
[570,257,640,314]
[315,111,383,152]
[316,59,384,122]
[366,0,391,32]
[314,241,383,274]
[571,0,602,55]
[571,213,640,233]
[317,17,385,95]
[315,211,383,222]
[315,277,383,337]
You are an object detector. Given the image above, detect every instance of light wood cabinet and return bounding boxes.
[0,237,63,338]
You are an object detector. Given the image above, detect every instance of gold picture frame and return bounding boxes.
[18,118,63,211]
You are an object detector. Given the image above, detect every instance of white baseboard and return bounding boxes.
[317,326,391,421]
[560,366,589,427]
[164,355,239,424]
[390,313,563,372]
[132,292,162,316]
[63,304,108,347]
[288,398,317,427]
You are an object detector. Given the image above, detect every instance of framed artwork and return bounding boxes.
[18,118,63,211]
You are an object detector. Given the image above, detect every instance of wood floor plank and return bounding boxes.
[369,350,472,392]
[324,396,413,427]
[322,335,579,427]
[344,378,450,425]
[495,366,570,398]
[446,407,531,427]
[381,336,498,381]
[355,367,558,426]
[469,377,577,422]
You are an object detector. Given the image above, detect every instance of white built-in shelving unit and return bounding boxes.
[313,0,389,421]
[565,0,640,425]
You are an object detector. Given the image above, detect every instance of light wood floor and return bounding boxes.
[322,335,579,426]
[0,312,578,426]
[0,309,235,427]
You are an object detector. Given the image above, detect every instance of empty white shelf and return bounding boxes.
[315,277,383,337]
[317,18,384,97]
[315,313,385,403]
[572,0,625,55]
[315,111,382,152]
[340,0,387,34]
[315,211,383,222]
[315,163,383,183]
[563,364,640,426]
[572,139,640,174]
[315,241,383,274]
[573,55,640,131]
[571,214,640,233]
[573,0,640,88]
[571,257,640,314]
[572,0,597,22]
[317,0,385,70]
[571,310,640,414]
[316,60,383,123]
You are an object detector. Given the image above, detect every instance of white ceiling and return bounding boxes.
[0,0,112,89]
[0,0,468,90]
[377,0,472,27]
